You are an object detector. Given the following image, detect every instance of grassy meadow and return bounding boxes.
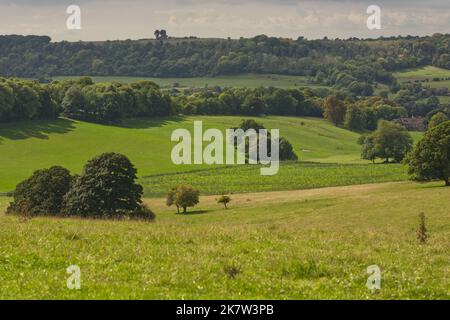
[0,181,448,299]
[0,115,376,193]
[394,66,450,103]
[1,77,446,300]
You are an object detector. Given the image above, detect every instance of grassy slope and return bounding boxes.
[394,66,450,80]
[0,181,448,299]
[52,74,327,89]
[0,116,370,193]
[394,66,450,103]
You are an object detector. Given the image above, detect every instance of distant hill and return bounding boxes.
[1,34,449,91]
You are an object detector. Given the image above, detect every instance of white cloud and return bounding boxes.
[0,0,448,41]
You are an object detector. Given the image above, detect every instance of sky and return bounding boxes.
[0,0,449,41]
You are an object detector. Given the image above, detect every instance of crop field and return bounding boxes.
[0,181,448,299]
[52,74,325,89]
[0,115,374,193]
[140,162,408,197]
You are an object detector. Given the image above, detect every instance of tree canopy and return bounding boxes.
[405,121,450,186]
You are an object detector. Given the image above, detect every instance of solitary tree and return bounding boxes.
[154,29,168,40]
[166,185,200,214]
[360,120,413,163]
[218,195,231,209]
[405,121,450,186]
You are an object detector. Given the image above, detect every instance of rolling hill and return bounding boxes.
[0,115,402,193]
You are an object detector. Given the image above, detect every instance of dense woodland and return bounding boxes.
[1,34,450,91]
[0,34,449,128]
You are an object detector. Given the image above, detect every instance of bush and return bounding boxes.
[7,166,72,216]
[63,153,144,217]
[278,137,298,161]
[127,204,156,221]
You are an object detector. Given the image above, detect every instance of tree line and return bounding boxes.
[0,77,325,123]
[1,77,448,126]
[1,34,449,94]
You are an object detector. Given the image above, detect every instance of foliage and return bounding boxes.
[0,78,58,122]
[344,104,367,131]
[217,195,231,209]
[428,112,448,129]
[323,94,346,126]
[166,184,200,213]
[127,204,156,221]
[417,212,428,244]
[62,153,144,217]
[405,121,450,186]
[2,34,449,92]
[277,137,298,161]
[7,166,72,216]
[359,120,413,163]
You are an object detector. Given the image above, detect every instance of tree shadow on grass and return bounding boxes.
[112,115,186,129]
[0,118,76,142]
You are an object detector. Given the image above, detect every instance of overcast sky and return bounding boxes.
[0,0,449,41]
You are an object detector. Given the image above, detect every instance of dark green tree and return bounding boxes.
[373,120,413,162]
[428,112,448,129]
[277,137,298,161]
[7,166,73,216]
[63,153,144,217]
[405,121,450,186]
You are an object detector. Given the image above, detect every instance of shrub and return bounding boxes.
[63,153,144,217]
[417,212,428,244]
[127,204,156,221]
[7,166,72,216]
[278,137,298,161]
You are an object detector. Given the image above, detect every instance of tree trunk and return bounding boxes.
[224,203,228,209]
[445,177,450,187]
[183,206,187,214]
[176,205,180,214]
